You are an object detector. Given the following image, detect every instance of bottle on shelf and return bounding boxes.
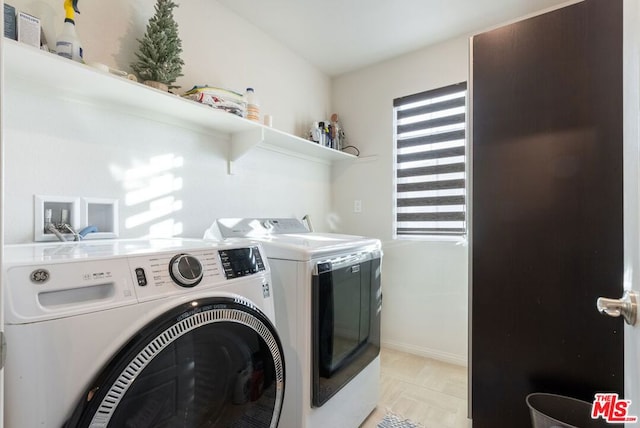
[318,121,325,146]
[56,0,83,62]
[245,87,260,122]
[309,122,319,143]
[330,113,343,150]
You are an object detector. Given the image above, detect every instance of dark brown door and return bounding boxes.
[471,0,623,426]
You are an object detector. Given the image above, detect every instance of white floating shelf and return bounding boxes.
[3,39,356,170]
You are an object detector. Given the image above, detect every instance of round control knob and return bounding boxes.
[169,254,203,287]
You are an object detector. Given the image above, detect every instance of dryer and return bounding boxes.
[3,238,285,427]
[206,218,382,428]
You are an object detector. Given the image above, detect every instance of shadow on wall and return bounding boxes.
[110,153,184,237]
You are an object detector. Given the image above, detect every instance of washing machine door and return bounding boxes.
[65,297,285,428]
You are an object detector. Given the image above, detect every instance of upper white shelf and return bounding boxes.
[2,39,356,167]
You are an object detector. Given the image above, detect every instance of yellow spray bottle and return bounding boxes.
[56,0,83,62]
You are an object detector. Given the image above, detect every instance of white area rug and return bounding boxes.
[377,412,425,428]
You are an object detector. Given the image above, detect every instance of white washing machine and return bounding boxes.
[206,219,382,428]
[3,238,285,428]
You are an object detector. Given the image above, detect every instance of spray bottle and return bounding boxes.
[56,0,83,62]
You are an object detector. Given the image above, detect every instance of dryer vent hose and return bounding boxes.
[302,214,314,232]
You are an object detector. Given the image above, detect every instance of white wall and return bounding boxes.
[4,0,333,243]
[331,36,470,366]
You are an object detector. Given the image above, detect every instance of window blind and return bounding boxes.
[394,82,467,237]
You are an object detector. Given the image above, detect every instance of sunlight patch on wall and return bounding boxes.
[126,174,184,206]
[125,196,183,228]
[110,154,184,237]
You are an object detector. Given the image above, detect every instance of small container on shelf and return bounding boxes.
[245,87,260,122]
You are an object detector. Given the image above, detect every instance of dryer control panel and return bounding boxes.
[215,217,309,237]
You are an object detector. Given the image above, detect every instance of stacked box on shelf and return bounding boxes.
[4,3,17,40]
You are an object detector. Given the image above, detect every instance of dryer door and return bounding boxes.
[65,297,285,428]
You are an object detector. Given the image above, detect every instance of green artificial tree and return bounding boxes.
[131,0,184,88]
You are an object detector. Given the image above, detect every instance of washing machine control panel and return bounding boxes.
[129,249,221,301]
[218,246,265,279]
[128,246,268,301]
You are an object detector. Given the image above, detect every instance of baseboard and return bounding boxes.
[382,340,468,367]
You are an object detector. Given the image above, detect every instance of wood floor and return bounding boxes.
[360,347,471,428]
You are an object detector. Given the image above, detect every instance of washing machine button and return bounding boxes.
[169,254,204,287]
[134,268,147,286]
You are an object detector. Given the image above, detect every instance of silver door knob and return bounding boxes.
[597,290,638,326]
